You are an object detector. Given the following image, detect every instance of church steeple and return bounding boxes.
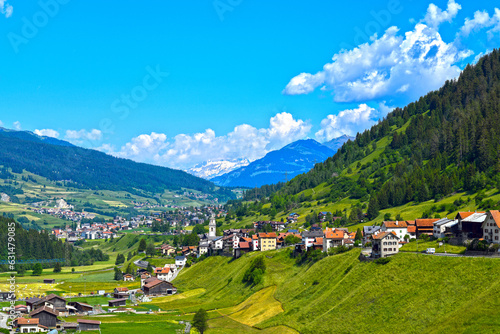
[209,214,216,237]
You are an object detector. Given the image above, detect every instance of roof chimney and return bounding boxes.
[395,221,398,226]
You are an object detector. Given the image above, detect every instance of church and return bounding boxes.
[198,215,223,256]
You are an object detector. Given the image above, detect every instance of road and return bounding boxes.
[0,312,9,330]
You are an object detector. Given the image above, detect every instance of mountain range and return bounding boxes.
[187,158,250,179]
[0,128,234,201]
[210,139,336,188]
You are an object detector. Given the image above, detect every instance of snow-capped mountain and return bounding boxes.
[187,159,250,179]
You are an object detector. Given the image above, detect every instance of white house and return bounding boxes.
[302,230,324,249]
[14,317,47,333]
[381,221,408,240]
[482,210,500,244]
[175,256,186,267]
[154,267,173,281]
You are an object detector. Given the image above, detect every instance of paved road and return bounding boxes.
[0,312,9,330]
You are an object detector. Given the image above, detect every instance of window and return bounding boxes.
[495,236,498,240]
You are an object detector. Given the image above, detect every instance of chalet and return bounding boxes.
[43,279,55,284]
[142,278,177,296]
[108,298,127,307]
[14,317,47,333]
[258,232,277,251]
[30,306,59,328]
[25,297,41,312]
[381,221,408,240]
[175,256,187,267]
[67,301,93,314]
[457,212,486,239]
[77,319,101,331]
[123,274,135,282]
[323,228,345,252]
[371,231,400,258]
[31,294,67,313]
[415,219,439,237]
[302,230,324,249]
[482,210,500,244]
[160,244,176,256]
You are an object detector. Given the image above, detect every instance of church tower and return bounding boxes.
[209,215,216,238]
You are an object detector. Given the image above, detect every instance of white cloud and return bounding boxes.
[107,112,311,170]
[64,129,102,144]
[34,129,60,138]
[423,0,461,28]
[0,0,13,18]
[283,2,471,103]
[460,10,494,37]
[13,121,21,130]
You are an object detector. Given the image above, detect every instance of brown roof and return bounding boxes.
[372,231,398,240]
[61,322,78,328]
[16,317,39,325]
[143,278,164,288]
[115,287,129,292]
[407,226,416,233]
[109,298,127,303]
[383,221,408,228]
[30,306,59,317]
[488,210,500,228]
[77,319,101,325]
[415,219,439,227]
[258,232,277,238]
[239,241,251,249]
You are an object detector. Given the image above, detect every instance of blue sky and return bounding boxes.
[0,0,499,170]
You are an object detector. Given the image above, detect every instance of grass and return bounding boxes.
[400,240,466,254]
[158,249,500,333]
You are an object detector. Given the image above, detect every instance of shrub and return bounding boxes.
[375,258,391,265]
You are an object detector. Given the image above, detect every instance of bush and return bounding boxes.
[242,256,266,285]
[375,258,391,265]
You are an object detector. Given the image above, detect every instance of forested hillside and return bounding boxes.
[0,216,109,271]
[236,50,500,221]
[0,130,234,200]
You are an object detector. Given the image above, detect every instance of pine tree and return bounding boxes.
[53,262,62,273]
[367,195,379,221]
[193,308,209,334]
[138,238,147,253]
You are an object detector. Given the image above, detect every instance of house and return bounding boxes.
[15,304,29,314]
[123,274,134,282]
[433,218,458,239]
[258,232,277,251]
[323,228,345,252]
[199,240,210,256]
[108,298,127,307]
[238,241,252,253]
[25,297,41,312]
[381,221,408,240]
[77,319,101,331]
[67,301,93,314]
[175,255,186,267]
[113,287,129,299]
[30,306,59,328]
[302,230,324,249]
[415,219,440,237]
[457,212,486,239]
[371,231,400,258]
[14,317,47,333]
[154,267,173,281]
[407,225,417,239]
[142,278,177,296]
[160,244,176,256]
[363,225,380,244]
[482,210,500,244]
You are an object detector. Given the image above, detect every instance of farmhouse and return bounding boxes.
[142,277,177,296]
[482,210,500,244]
[381,221,408,240]
[371,231,400,258]
[30,306,59,328]
[323,228,345,252]
[14,317,47,333]
[457,212,486,239]
[77,319,101,331]
[154,267,173,281]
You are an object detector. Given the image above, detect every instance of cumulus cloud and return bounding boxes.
[315,102,392,142]
[106,112,311,170]
[423,0,461,28]
[458,8,500,39]
[64,129,102,145]
[0,0,13,18]
[34,129,60,138]
[13,121,21,130]
[283,2,471,103]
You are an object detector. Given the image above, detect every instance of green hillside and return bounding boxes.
[151,250,500,333]
[223,50,500,230]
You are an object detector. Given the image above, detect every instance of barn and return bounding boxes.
[43,279,55,284]
[142,278,177,296]
[108,298,127,307]
[77,319,101,331]
[30,306,59,328]
[68,301,93,314]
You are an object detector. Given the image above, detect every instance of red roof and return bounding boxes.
[489,210,500,228]
[372,231,398,240]
[415,219,439,227]
[383,221,408,228]
[239,241,251,249]
[16,317,39,325]
[155,267,170,274]
[258,232,277,238]
[407,226,416,233]
[77,319,101,325]
[115,287,129,292]
[324,228,344,239]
